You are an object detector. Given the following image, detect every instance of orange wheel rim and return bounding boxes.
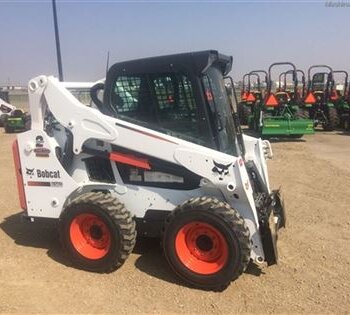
[175,221,228,275]
[70,213,111,260]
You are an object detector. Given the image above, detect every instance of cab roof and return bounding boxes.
[107,50,233,78]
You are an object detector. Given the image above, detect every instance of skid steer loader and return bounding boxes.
[12,50,285,291]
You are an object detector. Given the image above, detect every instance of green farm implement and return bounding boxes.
[249,62,314,138]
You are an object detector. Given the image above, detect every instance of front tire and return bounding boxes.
[59,191,136,272]
[163,197,250,291]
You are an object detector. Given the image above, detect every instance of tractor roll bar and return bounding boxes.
[249,70,268,91]
[242,73,250,91]
[307,65,334,91]
[278,72,286,90]
[333,70,348,95]
[247,72,260,92]
[267,62,298,98]
[284,69,306,98]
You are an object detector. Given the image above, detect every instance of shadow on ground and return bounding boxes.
[0,212,263,288]
[133,237,183,287]
[0,212,71,267]
[336,130,350,136]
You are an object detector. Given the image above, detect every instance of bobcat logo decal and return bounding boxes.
[26,168,35,176]
[212,161,232,180]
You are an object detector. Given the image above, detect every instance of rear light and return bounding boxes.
[12,140,27,211]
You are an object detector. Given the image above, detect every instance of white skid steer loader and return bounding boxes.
[12,50,285,291]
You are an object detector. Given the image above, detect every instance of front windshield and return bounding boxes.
[109,72,214,149]
[202,67,239,157]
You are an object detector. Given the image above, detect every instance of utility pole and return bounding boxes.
[52,0,63,81]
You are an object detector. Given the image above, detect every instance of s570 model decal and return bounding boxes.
[27,181,63,187]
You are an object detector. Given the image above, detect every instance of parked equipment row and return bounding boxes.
[238,63,350,137]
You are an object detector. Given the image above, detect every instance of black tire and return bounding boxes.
[324,107,339,131]
[4,124,12,133]
[240,104,251,125]
[163,197,250,291]
[59,191,136,272]
[24,115,31,131]
[344,118,350,130]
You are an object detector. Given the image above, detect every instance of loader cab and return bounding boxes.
[96,50,243,157]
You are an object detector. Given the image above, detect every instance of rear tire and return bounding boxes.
[59,191,136,272]
[240,104,251,125]
[4,124,12,133]
[324,107,339,131]
[163,197,250,291]
[344,118,350,130]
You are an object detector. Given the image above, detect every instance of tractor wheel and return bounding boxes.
[163,197,250,291]
[59,191,136,272]
[241,105,251,125]
[344,118,350,130]
[324,107,339,131]
[4,124,12,133]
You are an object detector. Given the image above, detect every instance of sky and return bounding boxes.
[0,0,349,86]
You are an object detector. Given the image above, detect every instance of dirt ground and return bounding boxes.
[0,129,349,314]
